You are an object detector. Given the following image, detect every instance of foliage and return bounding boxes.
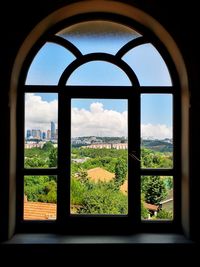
[141,201,149,219]
[24,176,57,203]
[141,148,172,168]
[70,177,86,205]
[42,141,54,151]
[156,209,173,220]
[142,176,167,205]
[24,157,48,168]
[114,159,127,187]
[24,144,173,216]
[48,147,57,167]
[77,181,128,215]
[164,176,173,190]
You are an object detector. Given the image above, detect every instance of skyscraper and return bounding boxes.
[51,121,56,140]
[26,129,31,139]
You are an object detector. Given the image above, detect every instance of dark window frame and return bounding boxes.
[16,13,181,234]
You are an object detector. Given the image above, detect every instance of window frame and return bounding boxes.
[16,13,181,234]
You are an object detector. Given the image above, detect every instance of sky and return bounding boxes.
[25,21,173,139]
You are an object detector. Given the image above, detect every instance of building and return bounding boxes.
[84,143,128,149]
[26,129,31,139]
[51,121,56,140]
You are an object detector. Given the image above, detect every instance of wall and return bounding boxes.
[0,0,199,246]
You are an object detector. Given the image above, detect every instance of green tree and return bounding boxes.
[143,176,167,205]
[141,201,149,219]
[156,209,173,220]
[114,159,127,187]
[71,177,86,205]
[25,157,48,168]
[77,182,128,214]
[42,141,54,151]
[49,147,57,167]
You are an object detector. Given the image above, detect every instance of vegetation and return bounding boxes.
[114,159,127,187]
[141,176,167,205]
[24,140,173,219]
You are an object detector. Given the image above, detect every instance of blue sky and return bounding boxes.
[25,22,173,138]
[34,93,172,126]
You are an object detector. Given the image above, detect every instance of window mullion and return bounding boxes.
[57,89,71,228]
[128,90,140,227]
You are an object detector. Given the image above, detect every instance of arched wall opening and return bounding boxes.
[9,0,189,238]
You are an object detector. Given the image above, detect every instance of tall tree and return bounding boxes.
[48,147,57,167]
[114,159,127,187]
[143,176,167,205]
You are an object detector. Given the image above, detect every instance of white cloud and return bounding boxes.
[71,102,128,137]
[25,93,58,132]
[141,123,172,139]
[25,94,172,139]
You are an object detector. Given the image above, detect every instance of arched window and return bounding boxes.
[13,4,185,234]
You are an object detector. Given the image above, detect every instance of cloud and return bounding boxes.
[25,93,58,132]
[71,102,128,137]
[25,94,172,139]
[141,123,172,139]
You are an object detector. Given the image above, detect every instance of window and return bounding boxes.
[17,15,180,233]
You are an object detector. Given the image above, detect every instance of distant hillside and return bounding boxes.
[141,139,173,153]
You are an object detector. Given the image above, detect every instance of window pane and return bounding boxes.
[26,43,75,85]
[57,21,141,55]
[67,61,131,86]
[123,44,172,86]
[24,175,57,220]
[25,93,58,168]
[141,176,173,220]
[141,94,173,168]
[71,99,128,215]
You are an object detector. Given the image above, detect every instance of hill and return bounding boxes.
[141,139,173,153]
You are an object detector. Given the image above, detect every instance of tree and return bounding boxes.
[141,201,149,219]
[77,182,128,215]
[156,209,173,220]
[49,147,57,167]
[143,176,167,205]
[114,159,127,187]
[42,141,54,151]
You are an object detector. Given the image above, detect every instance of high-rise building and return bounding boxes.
[42,132,46,140]
[47,129,51,140]
[32,129,41,139]
[26,129,31,139]
[51,121,56,139]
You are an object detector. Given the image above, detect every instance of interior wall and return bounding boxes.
[0,0,199,241]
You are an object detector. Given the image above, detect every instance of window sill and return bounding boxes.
[2,232,194,244]
[1,233,197,263]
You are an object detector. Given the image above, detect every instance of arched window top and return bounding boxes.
[56,20,141,55]
[25,19,172,87]
[26,43,76,85]
[67,61,132,86]
[122,44,172,86]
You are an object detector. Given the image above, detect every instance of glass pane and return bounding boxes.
[25,93,58,168]
[71,99,128,215]
[123,44,172,86]
[67,61,131,86]
[24,175,57,220]
[141,94,173,168]
[141,176,173,220]
[26,43,75,85]
[57,21,141,55]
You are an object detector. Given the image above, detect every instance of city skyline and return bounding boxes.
[25,93,172,139]
[25,121,58,140]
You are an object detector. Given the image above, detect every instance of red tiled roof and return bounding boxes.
[24,201,56,220]
[144,202,159,211]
